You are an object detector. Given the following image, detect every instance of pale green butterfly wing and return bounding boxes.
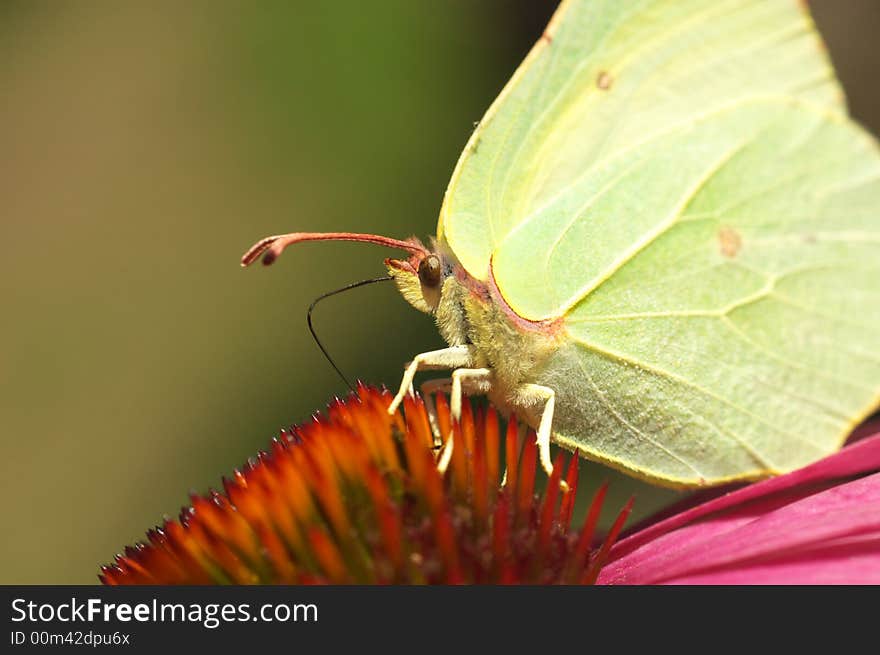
[548,107,880,485]
[438,0,880,485]
[439,0,844,281]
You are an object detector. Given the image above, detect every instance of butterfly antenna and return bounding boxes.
[307,275,393,392]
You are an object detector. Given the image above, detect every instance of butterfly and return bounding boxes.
[242,0,880,488]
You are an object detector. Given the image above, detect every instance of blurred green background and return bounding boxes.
[2,1,878,584]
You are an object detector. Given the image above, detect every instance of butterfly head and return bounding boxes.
[240,230,450,315]
[384,244,451,315]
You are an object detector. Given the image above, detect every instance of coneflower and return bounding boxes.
[100,385,631,585]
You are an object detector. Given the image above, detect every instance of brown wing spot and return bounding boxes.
[541,31,553,44]
[718,227,742,258]
[596,71,613,90]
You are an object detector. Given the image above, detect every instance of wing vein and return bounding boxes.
[570,332,831,452]
[573,354,706,477]
[556,137,755,314]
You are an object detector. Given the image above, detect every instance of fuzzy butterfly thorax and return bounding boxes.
[387,243,565,425]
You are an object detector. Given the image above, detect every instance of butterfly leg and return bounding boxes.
[449,368,492,421]
[419,372,490,473]
[417,377,454,473]
[418,375,496,445]
[515,383,556,477]
[419,378,453,446]
[440,368,492,474]
[387,346,475,416]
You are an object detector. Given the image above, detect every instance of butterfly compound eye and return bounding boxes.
[418,254,442,289]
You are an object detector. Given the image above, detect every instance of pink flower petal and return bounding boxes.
[600,472,880,584]
[599,429,880,585]
[608,430,880,563]
[666,535,880,584]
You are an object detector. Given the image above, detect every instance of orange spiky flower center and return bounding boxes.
[100,386,631,584]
